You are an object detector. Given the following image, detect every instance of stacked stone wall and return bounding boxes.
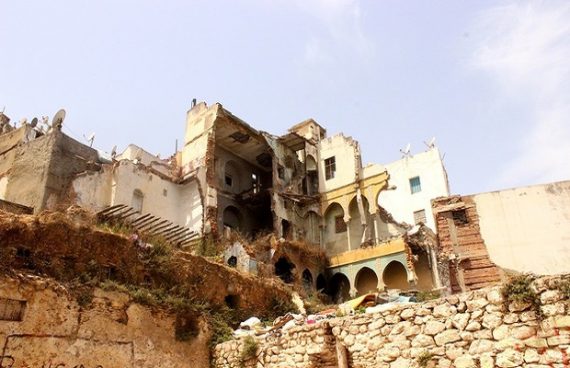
[214,276,570,368]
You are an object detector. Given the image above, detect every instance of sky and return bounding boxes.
[1,0,569,195]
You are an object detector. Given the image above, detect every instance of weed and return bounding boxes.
[415,290,441,302]
[557,279,570,299]
[240,336,258,363]
[416,351,434,367]
[501,274,543,319]
[76,288,94,307]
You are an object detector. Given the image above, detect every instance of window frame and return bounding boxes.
[409,176,421,194]
[325,156,336,180]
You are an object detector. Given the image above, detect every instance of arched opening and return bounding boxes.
[132,189,144,213]
[316,274,326,293]
[223,160,241,193]
[227,256,237,268]
[355,267,379,296]
[224,294,240,309]
[275,257,296,284]
[302,269,313,291]
[348,196,372,247]
[305,155,318,195]
[383,261,409,290]
[222,206,241,232]
[324,202,347,255]
[281,219,291,240]
[327,273,350,303]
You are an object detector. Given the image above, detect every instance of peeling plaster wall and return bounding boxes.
[473,180,570,275]
[378,148,449,232]
[111,161,202,230]
[181,102,218,175]
[0,275,210,368]
[72,165,114,211]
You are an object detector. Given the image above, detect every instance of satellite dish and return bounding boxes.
[423,137,436,149]
[83,132,96,147]
[400,143,411,157]
[30,117,38,127]
[52,109,66,129]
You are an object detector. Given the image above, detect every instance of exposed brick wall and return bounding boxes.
[432,196,502,293]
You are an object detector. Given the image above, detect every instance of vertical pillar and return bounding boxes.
[345,218,352,252]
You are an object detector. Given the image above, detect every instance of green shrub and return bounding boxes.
[501,274,542,319]
[240,336,258,362]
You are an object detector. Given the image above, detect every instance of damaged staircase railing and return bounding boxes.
[96,205,199,248]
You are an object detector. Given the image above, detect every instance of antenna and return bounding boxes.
[30,117,38,127]
[423,137,436,149]
[399,143,411,158]
[52,109,66,130]
[83,132,96,147]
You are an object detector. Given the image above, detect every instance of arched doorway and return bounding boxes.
[383,261,409,290]
[355,267,378,296]
[302,269,313,291]
[327,273,350,303]
[275,257,296,284]
[324,202,347,254]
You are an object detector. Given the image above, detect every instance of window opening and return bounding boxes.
[325,157,336,180]
[409,176,421,194]
[413,209,426,225]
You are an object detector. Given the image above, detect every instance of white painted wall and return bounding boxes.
[474,181,570,275]
[318,134,359,192]
[72,161,203,232]
[378,148,449,231]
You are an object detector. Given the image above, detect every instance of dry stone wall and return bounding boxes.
[214,276,570,368]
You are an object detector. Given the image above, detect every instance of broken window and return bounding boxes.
[325,156,336,180]
[452,209,469,225]
[277,165,285,179]
[409,176,421,194]
[413,209,426,225]
[335,215,347,233]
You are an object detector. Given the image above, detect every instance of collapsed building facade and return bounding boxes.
[0,102,444,301]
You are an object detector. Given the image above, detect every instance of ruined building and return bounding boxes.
[0,102,445,300]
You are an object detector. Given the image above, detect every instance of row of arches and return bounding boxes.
[273,256,409,303]
[327,262,409,302]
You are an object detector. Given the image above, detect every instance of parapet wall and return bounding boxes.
[214,276,570,368]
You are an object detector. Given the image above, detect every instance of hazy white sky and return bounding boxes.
[1,0,569,194]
